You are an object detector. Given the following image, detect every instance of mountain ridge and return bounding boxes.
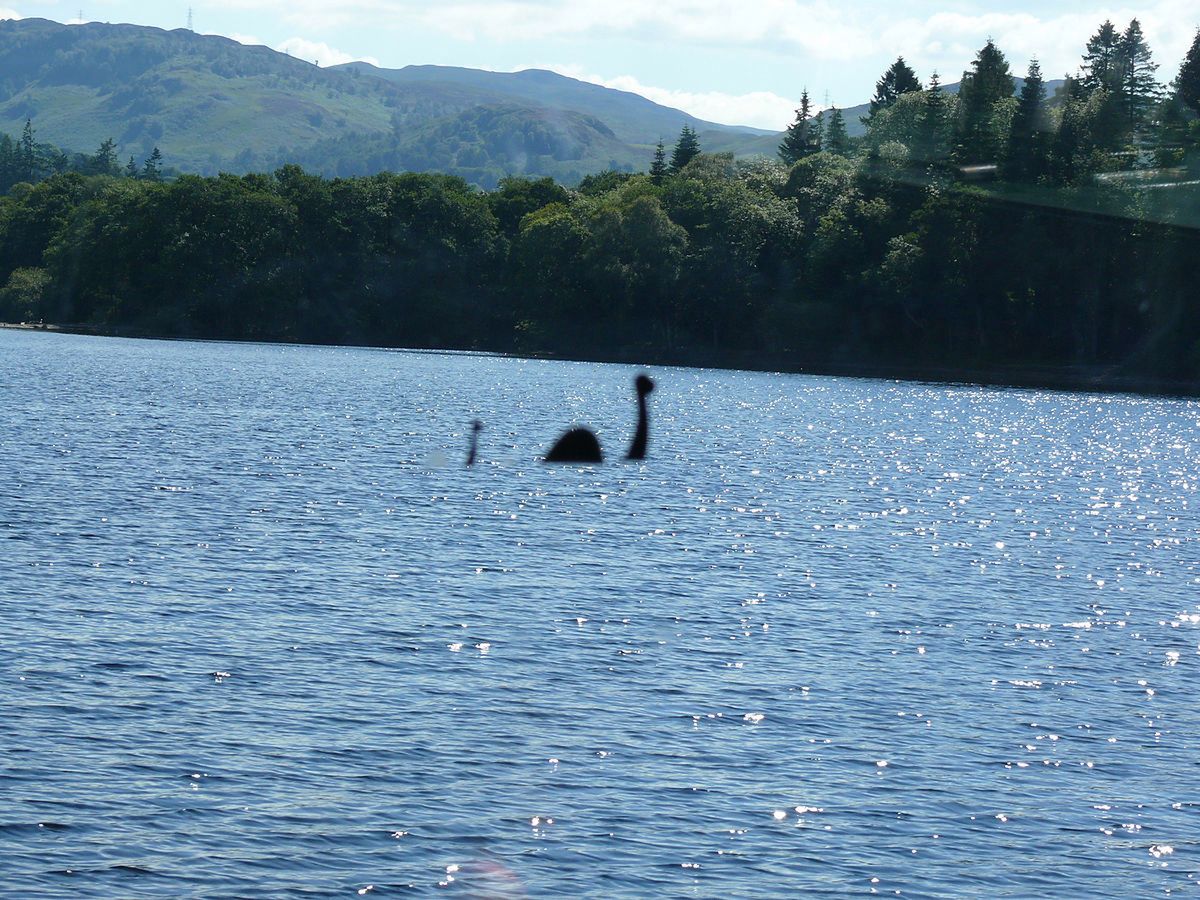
[0,17,1067,185]
[0,17,774,184]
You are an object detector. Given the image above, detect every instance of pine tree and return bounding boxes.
[1177,28,1200,115]
[125,155,139,178]
[90,138,119,176]
[1172,30,1200,174]
[0,133,15,192]
[914,71,951,167]
[779,90,821,164]
[1117,19,1160,134]
[142,147,163,181]
[19,119,37,182]
[669,125,700,173]
[824,106,850,156]
[956,39,1015,164]
[650,140,668,183]
[1004,59,1050,181]
[1050,76,1086,184]
[867,57,922,118]
[1081,20,1122,94]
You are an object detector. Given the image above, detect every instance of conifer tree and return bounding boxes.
[867,57,922,118]
[914,71,951,166]
[779,90,821,164]
[0,133,15,192]
[956,39,1015,164]
[90,138,119,176]
[669,125,700,173]
[125,155,139,178]
[1117,19,1160,133]
[1081,20,1122,94]
[1004,60,1050,181]
[650,140,668,183]
[19,119,37,182]
[142,147,163,181]
[1177,28,1200,115]
[824,106,851,156]
[1050,76,1086,184]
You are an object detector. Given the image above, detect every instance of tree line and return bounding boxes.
[776,21,1200,183]
[1,24,1198,389]
[0,119,169,193]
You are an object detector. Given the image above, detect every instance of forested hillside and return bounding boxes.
[2,24,1198,391]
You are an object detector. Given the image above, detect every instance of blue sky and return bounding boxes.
[1,1,1195,128]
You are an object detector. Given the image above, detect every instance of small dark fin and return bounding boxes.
[466,420,482,467]
[545,427,603,463]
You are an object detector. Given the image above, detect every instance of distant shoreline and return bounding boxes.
[6,320,1198,399]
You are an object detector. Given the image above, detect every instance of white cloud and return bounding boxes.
[541,64,801,129]
[422,1,1198,82]
[272,36,380,67]
[224,32,380,67]
[0,8,21,20]
[225,32,266,47]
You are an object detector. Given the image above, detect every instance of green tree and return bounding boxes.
[1169,29,1200,174]
[124,155,138,178]
[510,202,589,348]
[1081,20,1122,94]
[142,147,164,182]
[1117,19,1160,134]
[1178,29,1200,115]
[582,194,688,347]
[669,125,701,173]
[19,119,39,182]
[1050,76,1085,183]
[779,90,821,164]
[823,107,851,156]
[956,39,1015,164]
[868,57,922,118]
[1078,20,1127,151]
[650,140,668,183]
[87,138,120,177]
[1004,60,1050,181]
[913,71,952,168]
[0,134,17,192]
[487,176,569,237]
[0,267,51,323]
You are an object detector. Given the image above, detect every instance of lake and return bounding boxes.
[1,328,1198,898]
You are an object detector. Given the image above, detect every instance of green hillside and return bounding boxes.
[0,17,776,183]
[338,62,774,143]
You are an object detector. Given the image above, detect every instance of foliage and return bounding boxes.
[779,91,822,165]
[868,58,923,118]
[669,125,701,173]
[956,39,1015,164]
[1004,61,1050,181]
[1178,30,1200,116]
[823,107,851,157]
[649,141,668,184]
[1,21,1199,389]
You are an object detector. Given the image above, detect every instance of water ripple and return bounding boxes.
[2,332,1199,897]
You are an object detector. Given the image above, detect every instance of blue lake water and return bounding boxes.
[1,328,1199,898]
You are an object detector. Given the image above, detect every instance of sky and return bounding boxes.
[0,1,1196,129]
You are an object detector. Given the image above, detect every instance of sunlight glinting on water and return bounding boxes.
[1,330,1198,897]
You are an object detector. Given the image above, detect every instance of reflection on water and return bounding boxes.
[1,330,1199,897]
